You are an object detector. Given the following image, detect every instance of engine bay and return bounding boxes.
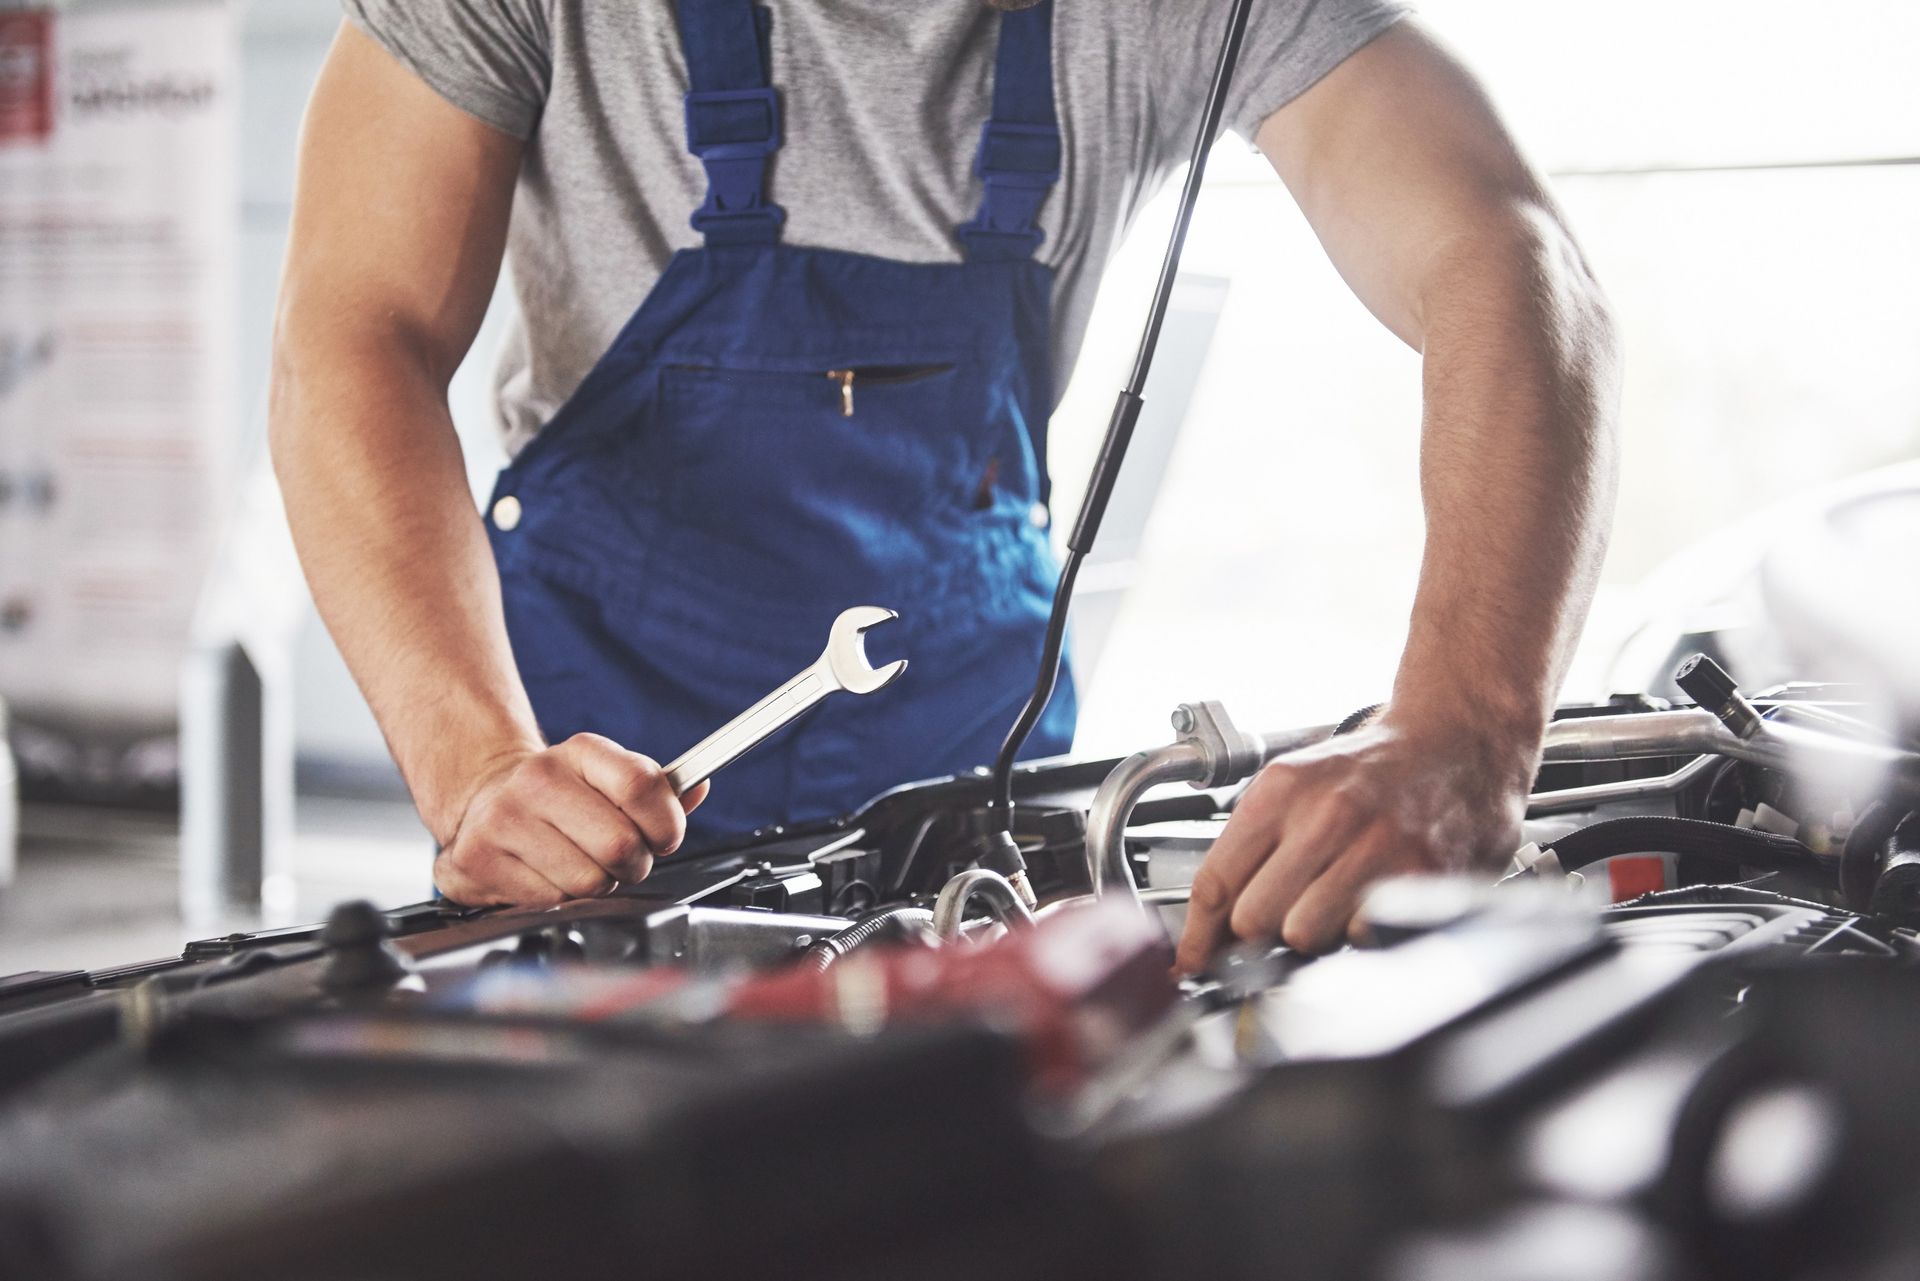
[3,662,1920,1281]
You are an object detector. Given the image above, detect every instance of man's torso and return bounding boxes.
[343,0,1406,453]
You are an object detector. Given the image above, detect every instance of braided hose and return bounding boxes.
[802,907,938,971]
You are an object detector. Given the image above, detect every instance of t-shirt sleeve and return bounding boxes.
[1149,0,1411,149]
[342,0,553,140]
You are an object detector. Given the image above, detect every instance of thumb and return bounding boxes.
[680,779,710,815]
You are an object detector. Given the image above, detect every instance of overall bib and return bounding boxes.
[485,0,1075,847]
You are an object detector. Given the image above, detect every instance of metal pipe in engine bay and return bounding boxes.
[932,868,1037,941]
[1538,708,1920,801]
[1084,709,1334,907]
[1083,684,1920,909]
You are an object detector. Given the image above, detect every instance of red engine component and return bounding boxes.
[724,900,1178,1092]
[460,900,1177,1094]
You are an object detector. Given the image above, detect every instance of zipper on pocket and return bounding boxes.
[824,364,954,417]
[669,362,954,418]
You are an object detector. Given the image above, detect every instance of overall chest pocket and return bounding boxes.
[656,360,967,533]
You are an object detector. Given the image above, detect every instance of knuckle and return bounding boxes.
[1229,895,1281,943]
[622,759,665,805]
[562,732,611,757]
[1280,912,1326,955]
[502,805,542,836]
[447,840,487,874]
[600,826,645,867]
[561,867,610,900]
[1188,868,1232,916]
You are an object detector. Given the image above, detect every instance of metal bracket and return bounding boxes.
[1170,700,1265,790]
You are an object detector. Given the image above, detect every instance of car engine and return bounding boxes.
[3,653,1919,1281]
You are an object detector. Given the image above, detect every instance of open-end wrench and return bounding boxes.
[663,606,908,795]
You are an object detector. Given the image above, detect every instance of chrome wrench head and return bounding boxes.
[662,604,907,795]
[823,606,908,695]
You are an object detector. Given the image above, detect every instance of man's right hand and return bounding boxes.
[431,734,709,907]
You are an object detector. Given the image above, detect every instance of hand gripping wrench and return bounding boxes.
[663,606,908,795]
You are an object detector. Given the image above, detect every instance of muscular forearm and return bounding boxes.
[1179,22,1620,965]
[1177,218,1617,964]
[1254,22,1620,764]
[268,22,700,907]
[269,328,542,842]
[1387,207,1620,770]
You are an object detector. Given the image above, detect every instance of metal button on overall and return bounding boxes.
[482,0,1076,848]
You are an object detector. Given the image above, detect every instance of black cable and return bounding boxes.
[991,551,1083,825]
[1543,816,1832,887]
[803,907,938,971]
[1117,0,1256,405]
[989,0,1257,835]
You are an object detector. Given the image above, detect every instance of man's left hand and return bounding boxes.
[1173,716,1537,971]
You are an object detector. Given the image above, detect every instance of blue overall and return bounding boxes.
[485,0,1074,848]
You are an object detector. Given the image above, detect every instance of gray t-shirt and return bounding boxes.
[344,0,1407,456]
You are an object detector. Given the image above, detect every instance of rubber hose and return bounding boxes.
[1545,816,1831,885]
[803,907,938,971]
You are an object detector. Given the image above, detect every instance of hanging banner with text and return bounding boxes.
[0,2,236,729]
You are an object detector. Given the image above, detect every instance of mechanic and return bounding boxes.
[269,0,1618,957]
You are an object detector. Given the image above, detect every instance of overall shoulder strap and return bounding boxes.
[957,0,1061,263]
[676,0,784,246]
